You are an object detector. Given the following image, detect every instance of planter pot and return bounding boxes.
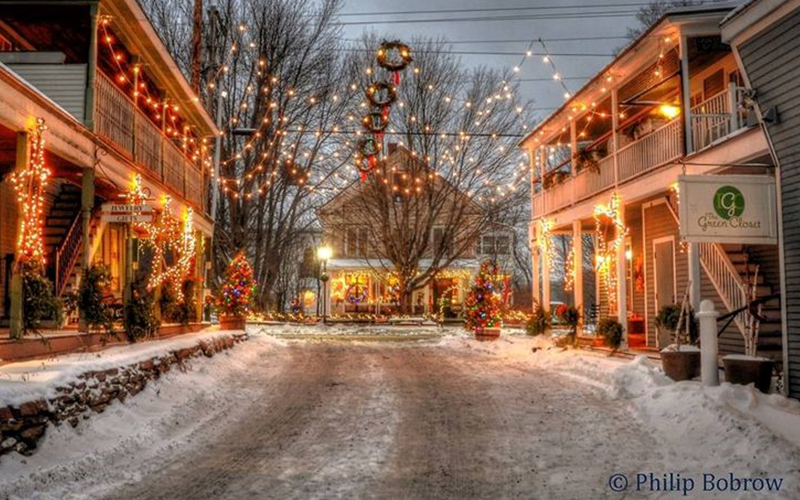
[219,315,246,331]
[662,350,701,381]
[474,327,501,341]
[723,356,774,393]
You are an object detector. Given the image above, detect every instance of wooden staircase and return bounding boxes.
[43,184,84,297]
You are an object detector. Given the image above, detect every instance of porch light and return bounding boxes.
[625,249,632,260]
[317,246,333,261]
[659,104,681,119]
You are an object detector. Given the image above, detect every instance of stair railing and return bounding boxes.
[54,211,84,297]
[696,242,750,335]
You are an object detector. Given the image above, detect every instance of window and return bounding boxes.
[344,226,370,257]
[480,234,511,255]
[432,227,447,255]
[346,227,358,256]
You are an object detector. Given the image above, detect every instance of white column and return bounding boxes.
[688,242,701,310]
[573,220,584,322]
[530,222,541,308]
[680,34,694,155]
[611,88,620,186]
[542,231,551,312]
[616,207,628,350]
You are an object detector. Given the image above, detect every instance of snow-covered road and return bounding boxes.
[2,331,800,499]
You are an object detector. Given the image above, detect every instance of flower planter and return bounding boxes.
[474,327,501,341]
[661,349,701,381]
[219,315,246,331]
[723,356,773,393]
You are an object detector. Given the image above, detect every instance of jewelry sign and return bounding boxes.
[100,203,154,223]
[677,174,777,244]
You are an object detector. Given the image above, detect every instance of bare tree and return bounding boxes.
[323,37,532,313]
[625,0,726,40]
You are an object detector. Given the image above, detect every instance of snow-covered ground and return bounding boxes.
[1,327,799,499]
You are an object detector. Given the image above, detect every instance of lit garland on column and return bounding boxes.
[10,118,50,266]
[593,193,626,311]
[564,245,576,292]
[537,218,557,265]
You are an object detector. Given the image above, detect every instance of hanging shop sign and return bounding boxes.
[678,174,777,244]
[100,203,154,223]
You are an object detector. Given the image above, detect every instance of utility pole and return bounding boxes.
[208,4,224,222]
[191,0,204,94]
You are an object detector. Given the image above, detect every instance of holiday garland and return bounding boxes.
[217,252,258,316]
[464,260,504,331]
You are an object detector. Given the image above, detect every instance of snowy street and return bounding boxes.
[2,330,800,499]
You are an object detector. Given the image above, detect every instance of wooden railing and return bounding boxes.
[691,87,746,151]
[54,211,83,297]
[95,73,206,212]
[697,241,749,335]
[573,154,615,201]
[617,118,682,182]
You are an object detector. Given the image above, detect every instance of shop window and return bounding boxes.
[480,234,511,255]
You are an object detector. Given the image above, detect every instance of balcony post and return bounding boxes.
[8,132,30,339]
[572,220,584,330]
[679,34,694,154]
[728,84,740,132]
[616,202,628,350]
[79,165,95,332]
[541,224,551,312]
[83,3,99,130]
[530,222,541,308]
[570,120,578,205]
[611,88,620,186]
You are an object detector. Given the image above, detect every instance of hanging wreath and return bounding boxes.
[377,41,413,71]
[346,282,369,304]
[362,111,389,133]
[366,81,397,107]
[358,136,382,158]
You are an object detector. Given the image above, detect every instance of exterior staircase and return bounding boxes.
[43,184,84,297]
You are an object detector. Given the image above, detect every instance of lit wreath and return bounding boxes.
[366,81,397,107]
[358,136,382,158]
[346,282,368,304]
[377,41,413,71]
[362,111,389,133]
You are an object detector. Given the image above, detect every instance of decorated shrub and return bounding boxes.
[124,277,159,342]
[655,304,698,345]
[217,252,258,317]
[464,260,504,332]
[526,301,550,336]
[21,262,62,336]
[78,263,114,336]
[556,304,581,342]
[598,317,624,349]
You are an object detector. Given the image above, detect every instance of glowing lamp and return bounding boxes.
[658,104,681,119]
[317,246,332,261]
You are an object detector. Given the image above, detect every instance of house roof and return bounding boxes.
[518,1,743,149]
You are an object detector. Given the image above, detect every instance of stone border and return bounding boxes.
[0,332,248,458]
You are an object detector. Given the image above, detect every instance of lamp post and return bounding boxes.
[317,245,332,325]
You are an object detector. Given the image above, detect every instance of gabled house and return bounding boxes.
[0,0,217,340]
[313,145,514,318]
[721,0,800,397]
[521,2,783,358]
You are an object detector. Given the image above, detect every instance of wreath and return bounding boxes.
[346,282,368,304]
[358,136,382,158]
[362,111,389,133]
[377,41,413,71]
[366,81,397,107]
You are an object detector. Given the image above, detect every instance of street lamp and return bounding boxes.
[317,245,332,324]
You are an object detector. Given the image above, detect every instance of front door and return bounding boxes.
[653,238,675,347]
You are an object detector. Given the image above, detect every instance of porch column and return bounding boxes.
[572,220,584,324]
[79,166,95,332]
[688,242,701,311]
[8,132,30,339]
[194,231,205,322]
[84,3,99,130]
[541,225,551,312]
[616,205,628,350]
[530,222,541,308]
[679,34,694,155]
[611,88,620,186]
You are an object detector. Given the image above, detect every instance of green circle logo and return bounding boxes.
[713,186,745,220]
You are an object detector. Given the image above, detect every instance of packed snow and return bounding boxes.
[0,326,798,499]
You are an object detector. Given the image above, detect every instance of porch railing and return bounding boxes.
[54,210,84,297]
[574,154,615,201]
[617,118,682,182]
[691,87,745,151]
[697,241,749,335]
[95,73,206,213]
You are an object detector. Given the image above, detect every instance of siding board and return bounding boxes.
[5,64,87,122]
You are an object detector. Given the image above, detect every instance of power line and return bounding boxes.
[337,48,614,57]
[331,11,641,26]
[341,36,630,45]
[333,2,654,17]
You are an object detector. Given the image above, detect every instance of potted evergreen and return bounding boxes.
[597,317,624,350]
[656,302,700,381]
[555,304,581,346]
[217,253,258,330]
[465,260,503,340]
[525,301,550,336]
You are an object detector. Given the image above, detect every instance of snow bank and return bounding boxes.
[0,330,249,407]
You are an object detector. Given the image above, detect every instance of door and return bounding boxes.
[653,237,676,347]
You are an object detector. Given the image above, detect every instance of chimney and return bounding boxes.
[388,142,398,154]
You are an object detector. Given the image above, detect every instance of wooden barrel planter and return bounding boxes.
[474,327,501,341]
[723,356,774,393]
[219,315,246,331]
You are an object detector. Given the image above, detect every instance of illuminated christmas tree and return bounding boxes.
[218,253,258,317]
[464,260,504,332]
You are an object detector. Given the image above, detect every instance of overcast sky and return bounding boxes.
[337,0,647,119]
